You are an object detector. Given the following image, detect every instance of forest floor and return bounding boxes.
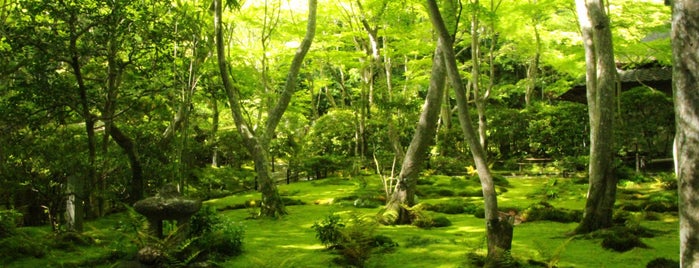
[4,173,679,267]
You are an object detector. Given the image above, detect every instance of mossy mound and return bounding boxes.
[646,257,679,268]
[521,202,582,223]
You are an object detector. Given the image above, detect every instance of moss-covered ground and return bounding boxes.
[4,174,679,267]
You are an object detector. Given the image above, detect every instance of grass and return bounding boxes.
[3,174,679,267]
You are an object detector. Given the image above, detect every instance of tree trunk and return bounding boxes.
[210,92,220,167]
[215,0,316,217]
[469,2,488,151]
[425,0,512,262]
[574,0,618,234]
[382,44,446,224]
[672,1,699,266]
[109,125,143,204]
[67,14,92,232]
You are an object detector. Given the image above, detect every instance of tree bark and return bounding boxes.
[67,11,92,232]
[382,44,446,224]
[425,0,512,262]
[109,124,143,204]
[574,0,618,234]
[672,1,699,266]
[215,0,316,217]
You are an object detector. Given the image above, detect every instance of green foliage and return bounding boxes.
[311,213,345,249]
[643,191,678,213]
[617,87,675,158]
[488,103,589,159]
[429,156,469,175]
[0,231,47,262]
[654,172,677,190]
[312,212,394,267]
[336,213,379,267]
[189,205,221,237]
[0,209,22,239]
[204,219,246,258]
[189,167,253,199]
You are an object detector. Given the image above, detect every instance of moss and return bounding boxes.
[521,201,582,223]
[646,257,679,268]
[431,216,452,228]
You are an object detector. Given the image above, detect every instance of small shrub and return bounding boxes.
[0,210,21,239]
[431,216,452,228]
[208,220,245,257]
[312,213,345,249]
[189,205,222,237]
[313,212,396,267]
[646,257,679,268]
[338,213,379,267]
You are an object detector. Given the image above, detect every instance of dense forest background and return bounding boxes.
[0,0,684,266]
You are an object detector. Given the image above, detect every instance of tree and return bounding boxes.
[426,0,513,264]
[215,0,317,217]
[574,0,618,234]
[672,1,699,266]
[381,43,446,224]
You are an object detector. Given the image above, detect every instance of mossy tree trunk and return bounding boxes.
[382,44,446,224]
[425,0,513,262]
[671,1,699,266]
[574,0,618,234]
[214,0,316,217]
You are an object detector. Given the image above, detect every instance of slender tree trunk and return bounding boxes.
[382,44,446,224]
[215,0,316,217]
[672,1,699,266]
[426,0,512,263]
[575,0,618,234]
[210,92,220,167]
[109,125,143,204]
[470,1,488,151]
[66,12,92,232]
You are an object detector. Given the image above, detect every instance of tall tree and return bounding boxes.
[215,0,317,217]
[426,0,513,264]
[672,1,699,266]
[382,43,446,224]
[574,0,618,234]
